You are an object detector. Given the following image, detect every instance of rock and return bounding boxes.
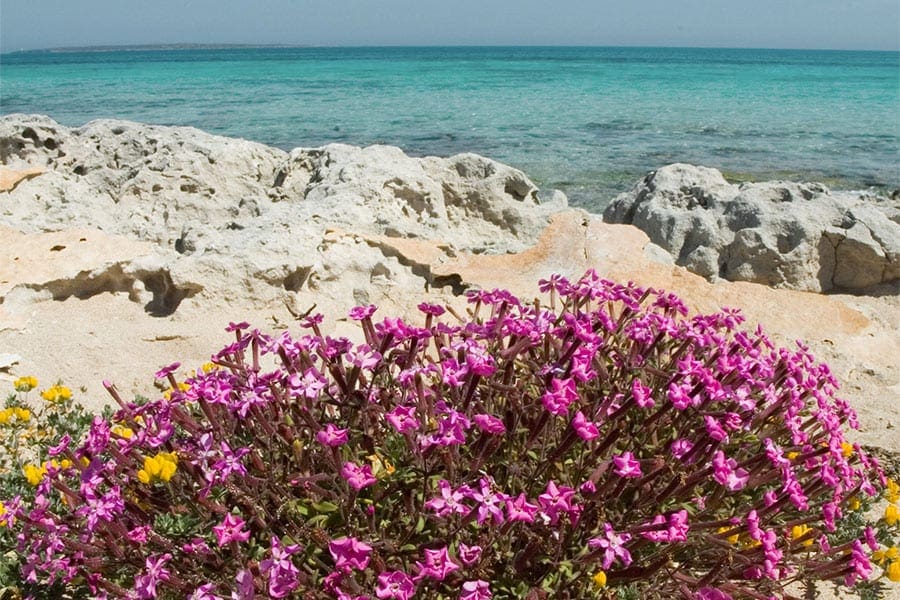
[603,163,900,292]
[0,114,566,312]
[0,166,44,192]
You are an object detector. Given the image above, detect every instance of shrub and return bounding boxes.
[0,377,98,599]
[3,271,898,599]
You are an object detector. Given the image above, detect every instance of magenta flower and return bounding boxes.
[154,362,181,379]
[376,570,416,599]
[571,411,599,441]
[349,304,377,320]
[541,377,578,416]
[457,543,482,566]
[329,536,373,571]
[613,452,642,478]
[670,438,694,461]
[506,492,539,523]
[425,479,472,518]
[417,302,446,316]
[711,450,749,491]
[473,413,506,434]
[289,367,327,399]
[385,405,420,434]
[588,523,633,570]
[134,553,171,599]
[538,480,577,524]
[631,378,655,408]
[459,580,492,600]
[260,536,301,598]
[212,513,251,546]
[694,588,732,600]
[468,477,507,525]
[341,461,377,490]
[414,546,460,581]
[316,423,349,447]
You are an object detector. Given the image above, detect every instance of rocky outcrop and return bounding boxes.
[603,164,900,292]
[0,114,566,307]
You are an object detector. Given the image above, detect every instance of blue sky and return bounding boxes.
[1,0,898,53]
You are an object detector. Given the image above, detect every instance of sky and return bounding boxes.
[1,0,899,53]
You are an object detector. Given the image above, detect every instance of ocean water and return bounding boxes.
[1,46,897,210]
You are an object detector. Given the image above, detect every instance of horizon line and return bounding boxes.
[3,42,899,56]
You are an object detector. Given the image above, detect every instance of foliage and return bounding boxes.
[2,272,898,599]
[0,378,99,599]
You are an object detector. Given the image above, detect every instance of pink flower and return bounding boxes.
[349,304,377,320]
[506,492,539,523]
[134,553,171,599]
[385,405,419,434]
[260,536,301,598]
[329,536,373,571]
[457,543,482,566]
[213,513,251,546]
[711,450,749,491]
[316,424,349,447]
[414,546,459,581]
[468,477,507,525]
[571,411,599,441]
[694,588,732,600]
[425,479,472,517]
[473,413,506,434]
[459,580,492,600]
[537,480,577,524]
[376,571,415,599]
[541,377,578,416]
[126,525,152,544]
[671,438,694,461]
[588,523,633,570]
[289,367,327,399]
[341,462,377,490]
[154,362,181,379]
[631,378,655,408]
[613,452,642,478]
[418,302,445,316]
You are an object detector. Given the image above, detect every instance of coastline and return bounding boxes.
[0,114,897,470]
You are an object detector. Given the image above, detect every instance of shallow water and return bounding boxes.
[1,46,898,210]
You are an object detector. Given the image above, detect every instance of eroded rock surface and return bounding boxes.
[1,114,566,308]
[603,163,900,292]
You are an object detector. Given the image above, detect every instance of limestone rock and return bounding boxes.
[603,163,900,292]
[0,114,566,310]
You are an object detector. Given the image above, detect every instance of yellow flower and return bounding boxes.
[23,463,47,486]
[111,424,134,439]
[367,454,395,478]
[40,384,72,403]
[886,478,899,504]
[841,441,854,458]
[873,546,899,565]
[137,452,178,484]
[14,376,38,392]
[0,500,7,526]
[592,570,607,588]
[717,526,740,545]
[791,524,814,547]
[885,504,900,527]
[847,496,862,511]
[162,382,189,400]
[201,362,218,373]
[14,407,31,422]
[0,408,11,425]
[887,560,900,583]
[787,451,799,461]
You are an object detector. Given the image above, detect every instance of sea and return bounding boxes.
[1,46,898,211]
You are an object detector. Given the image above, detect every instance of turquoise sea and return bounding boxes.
[1,46,898,210]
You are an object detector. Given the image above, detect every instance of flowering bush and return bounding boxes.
[0,377,98,598]
[3,271,899,599]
